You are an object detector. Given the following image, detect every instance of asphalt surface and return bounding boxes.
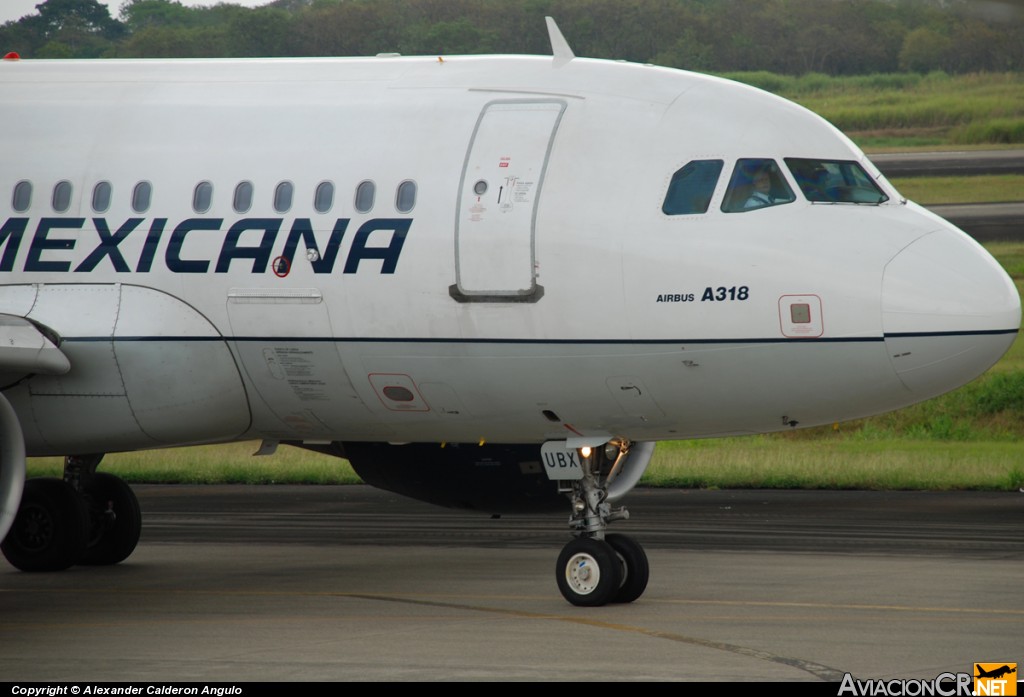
[872,149,1024,178]
[1,485,1021,682]
[874,149,1024,240]
[928,202,1024,241]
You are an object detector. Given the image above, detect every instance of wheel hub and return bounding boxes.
[565,552,600,594]
[13,504,53,552]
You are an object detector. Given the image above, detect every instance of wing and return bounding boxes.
[0,314,70,385]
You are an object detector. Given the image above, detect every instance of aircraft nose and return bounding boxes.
[882,227,1020,399]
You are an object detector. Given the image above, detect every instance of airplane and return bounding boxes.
[0,18,1019,607]
[976,666,1017,680]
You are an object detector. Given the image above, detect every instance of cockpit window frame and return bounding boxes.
[785,158,890,205]
[721,158,796,214]
[662,159,724,216]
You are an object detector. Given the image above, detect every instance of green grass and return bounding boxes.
[722,71,1024,149]
[889,175,1024,205]
[644,438,1024,490]
[987,241,1024,280]
[951,118,1024,146]
[27,442,361,484]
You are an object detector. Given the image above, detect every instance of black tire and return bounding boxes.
[606,533,649,604]
[1,478,88,571]
[556,537,622,607]
[80,473,141,566]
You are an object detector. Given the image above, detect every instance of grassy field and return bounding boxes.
[27,431,1020,490]
[646,439,1023,490]
[889,175,1024,205]
[26,442,361,485]
[724,71,1024,149]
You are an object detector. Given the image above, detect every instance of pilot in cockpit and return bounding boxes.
[789,160,831,202]
[744,167,774,209]
[721,158,795,213]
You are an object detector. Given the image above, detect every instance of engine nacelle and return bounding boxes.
[0,392,26,542]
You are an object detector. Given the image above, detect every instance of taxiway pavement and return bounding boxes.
[2,486,1021,682]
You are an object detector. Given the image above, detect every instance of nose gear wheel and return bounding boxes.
[557,537,622,606]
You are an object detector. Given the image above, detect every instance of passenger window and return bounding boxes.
[396,180,416,213]
[355,180,375,213]
[662,160,723,215]
[274,181,293,213]
[233,181,253,213]
[52,180,72,213]
[12,181,32,212]
[132,181,152,213]
[193,181,213,214]
[314,181,334,213]
[92,181,112,213]
[721,159,795,213]
[785,158,889,204]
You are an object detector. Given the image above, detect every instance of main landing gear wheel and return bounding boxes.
[80,472,141,566]
[556,537,623,607]
[606,533,649,604]
[1,478,88,571]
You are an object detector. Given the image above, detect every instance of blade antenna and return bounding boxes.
[546,17,575,67]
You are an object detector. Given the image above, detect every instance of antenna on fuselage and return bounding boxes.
[545,17,575,67]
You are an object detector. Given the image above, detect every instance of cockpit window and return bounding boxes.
[662,160,723,215]
[785,158,889,204]
[721,159,795,213]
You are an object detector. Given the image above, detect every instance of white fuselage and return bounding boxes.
[0,55,1019,455]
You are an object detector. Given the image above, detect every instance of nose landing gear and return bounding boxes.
[554,441,649,606]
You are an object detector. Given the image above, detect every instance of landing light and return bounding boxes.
[580,446,592,458]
